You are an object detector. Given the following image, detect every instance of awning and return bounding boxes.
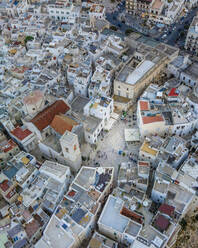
[125,128,140,142]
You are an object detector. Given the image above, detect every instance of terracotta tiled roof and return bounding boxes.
[50,114,77,135]
[139,100,149,111]
[0,180,10,192]
[6,188,16,199]
[23,90,44,105]
[168,88,178,97]
[142,115,164,124]
[0,139,17,153]
[152,0,164,9]
[138,161,149,166]
[154,214,170,232]
[67,190,76,197]
[159,204,175,217]
[121,207,143,224]
[11,127,32,141]
[30,100,70,131]
[25,219,40,239]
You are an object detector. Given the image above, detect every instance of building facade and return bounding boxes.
[185,15,198,55]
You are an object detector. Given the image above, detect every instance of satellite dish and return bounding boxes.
[143,200,149,207]
[130,204,136,211]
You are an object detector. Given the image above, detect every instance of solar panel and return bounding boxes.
[71,208,86,223]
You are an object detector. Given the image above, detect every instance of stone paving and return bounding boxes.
[81,109,140,184]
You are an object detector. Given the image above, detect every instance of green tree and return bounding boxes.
[125,28,133,36]
[180,218,187,230]
[24,36,34,43]
[110,25,118,31]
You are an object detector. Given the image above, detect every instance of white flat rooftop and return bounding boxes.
[42,215,75,248]
[126,60,155,85]
[35,238,51,248]
[99,195,129,233]
[181,158,198,180]
[60,130,76,143]
[131,240,149,248]
[40,160,70,183]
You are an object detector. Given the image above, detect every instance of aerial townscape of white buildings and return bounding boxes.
[0,0,198,248]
